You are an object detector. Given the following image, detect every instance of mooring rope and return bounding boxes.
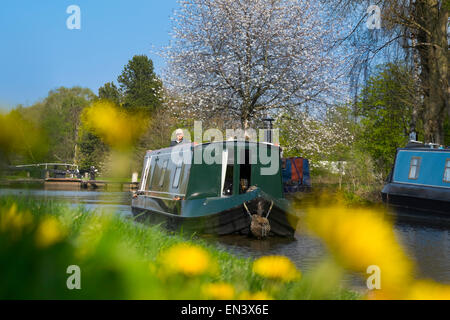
[242,202,252,218]
[266,201,274,219]
[244,200,274,219]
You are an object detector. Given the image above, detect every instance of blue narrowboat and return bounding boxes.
[382,142,450,215]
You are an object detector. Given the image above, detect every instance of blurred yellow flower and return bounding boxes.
[239,290,273,300]
[0,204,33,239]
[406,280,450,300]
[159,243,215,276]
[0,111,47,160]
[202,282,235,300]
[306,204,414,294]
[252,255,301,282]
[81,100,148,149]
[35,217,66,248]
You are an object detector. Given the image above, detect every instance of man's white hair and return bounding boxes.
[175,129,183,135]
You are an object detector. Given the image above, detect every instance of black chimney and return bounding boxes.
[263,118,275,143]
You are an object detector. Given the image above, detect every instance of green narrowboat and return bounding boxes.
[131,140,299,237]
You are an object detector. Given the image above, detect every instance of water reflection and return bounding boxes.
[204,233,325,273]
[0,187,132,216]
[395,222,450,283]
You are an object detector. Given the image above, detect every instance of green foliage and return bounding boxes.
[18,87,96,164]
[340,149,384,203]
[303,64,417,201]
[443,0,450,14]
[78,131,108,171]
[310,63,420,202]
[356,63,417,176]
[98,82,121,106]
[118,55,163,113]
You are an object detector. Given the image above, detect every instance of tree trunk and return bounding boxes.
[414,0,449,144]
[73,123,79,164]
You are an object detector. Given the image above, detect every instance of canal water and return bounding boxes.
[1,187,449,289]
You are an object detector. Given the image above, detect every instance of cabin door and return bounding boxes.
[220,144,253,196]
[220,150,228,196]
[221,146,235,196]
[238,148,252,194]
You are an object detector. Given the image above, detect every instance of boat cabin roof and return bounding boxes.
[144,140,280,156]
[139,140,283,200]
[403,141,449,151]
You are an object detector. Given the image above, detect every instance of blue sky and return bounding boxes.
[0,0,179,109]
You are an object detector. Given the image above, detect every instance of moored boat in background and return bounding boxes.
[281,157,311,194]
[382,142,450,216]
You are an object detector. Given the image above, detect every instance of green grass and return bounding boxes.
[0,196,360,300]
[311,180,384,205]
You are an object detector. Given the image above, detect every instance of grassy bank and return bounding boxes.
[0,196,359,300]
[311,168,385,205]
[311,183,384,206]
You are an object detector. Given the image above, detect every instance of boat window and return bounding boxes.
[444,159,450,183]
[408,157,421,180]
[159,159,169,187]
[172,165,182,188]
[146,159,156,190]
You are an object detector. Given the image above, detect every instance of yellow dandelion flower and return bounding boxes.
[239,291,273,300]
[0,204,33,239]
[253,255,301,282]
[306,204,414,293]
[81,100,148,149]
[0,111,46,161]
[406,280,450,300]
[159,243,215,276]
[202,282,235,300]
[35,217,66,248]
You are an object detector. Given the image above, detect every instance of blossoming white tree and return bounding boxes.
[277,108,354,165]
[165,0,350,128]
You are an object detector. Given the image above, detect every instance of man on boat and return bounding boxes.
[170,129,185,146]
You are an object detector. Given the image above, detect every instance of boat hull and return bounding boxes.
[131,200,298,237]
[382,182,450,216]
